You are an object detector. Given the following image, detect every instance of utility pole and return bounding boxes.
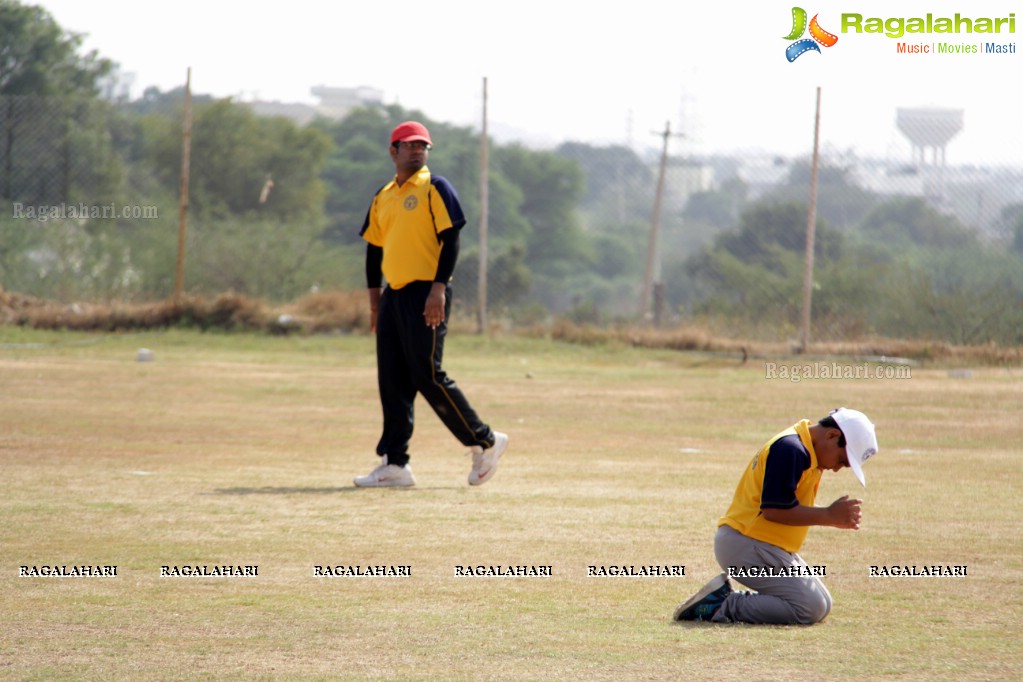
[175,68,193,302]
[477,77,490,334]
[640,121,682,324]
[799,87,823,353]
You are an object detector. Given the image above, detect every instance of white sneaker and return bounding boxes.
[468,432,508,486]
[353,457,416,488]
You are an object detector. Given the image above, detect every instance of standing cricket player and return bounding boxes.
[354,121,508,488]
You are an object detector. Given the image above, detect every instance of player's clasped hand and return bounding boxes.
[829,495,863,530]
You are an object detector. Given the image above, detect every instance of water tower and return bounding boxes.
[896,107,963,200]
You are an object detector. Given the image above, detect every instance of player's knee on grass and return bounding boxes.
[793,587,832,625]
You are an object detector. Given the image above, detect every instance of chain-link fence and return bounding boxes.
[454,115,1023,347]
[0,95,122,207]
[562,131,1023,346]
[0,93,357,303]
[2,93,1021,346]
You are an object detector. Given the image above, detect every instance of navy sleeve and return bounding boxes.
[760,435,811,510]
[365,244,383,288]
[430,176,467,231]
[434,228,459,284]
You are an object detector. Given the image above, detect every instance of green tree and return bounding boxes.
[554,142,656,307]
[556,142,653,213]
[315,106,400,243]
[859,197,976,249]
[873,247,1023,344]
[0,1,111,96]
[483,171,532,249]
[1,1,116,205]
[714,201,841,271]
[494,144,588,278]
[682,176,748,229]
[455,243,533,311]
[994,202,1023,252]
[687,245,803,324]
[685,201,841,324]
[766,159,878,230]
[1,1,124,299]
[135,97,330,220]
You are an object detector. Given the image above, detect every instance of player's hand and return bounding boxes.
[367,288,383,334]
[424,284,446,329]
[829,495,863,530]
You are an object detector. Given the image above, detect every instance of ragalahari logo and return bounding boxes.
[784,7,839,61]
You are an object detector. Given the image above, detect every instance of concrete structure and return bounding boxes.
[309,85,383,119]
[896,107,964,167]
[247,85,384,125]
[895,108,964,201]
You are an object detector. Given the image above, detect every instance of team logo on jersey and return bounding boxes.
[403,196,419,211]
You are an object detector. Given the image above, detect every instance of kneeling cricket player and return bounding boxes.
[674,408,879,624]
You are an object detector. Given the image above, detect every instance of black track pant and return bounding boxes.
[374,281,494,467]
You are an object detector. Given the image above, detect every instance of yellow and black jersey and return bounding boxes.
[360,166,466,290]
[718,420,822,553]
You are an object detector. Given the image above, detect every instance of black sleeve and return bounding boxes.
[365,243,383,288]
[434,228,459,284]
[760,435,811,510]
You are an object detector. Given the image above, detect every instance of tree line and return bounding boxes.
[1,0,1021,344]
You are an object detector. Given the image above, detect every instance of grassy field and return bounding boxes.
[1,327,1020,681]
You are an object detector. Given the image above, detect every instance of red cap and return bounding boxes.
[390,121,432,145]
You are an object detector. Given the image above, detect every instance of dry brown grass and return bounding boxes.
[2,289,1020,364]
[0,290,366,335]
[281,290,367,334]
[0,290,270,332]
[543,321,1023,366]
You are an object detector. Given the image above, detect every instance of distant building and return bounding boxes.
[895,107,964,202]
[246,85,384,125]
[98,67,136,102]
[664,160,714,211]
[309,85,383,119]
[736,154,791,200]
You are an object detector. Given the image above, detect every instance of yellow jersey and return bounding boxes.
[718,420,822,553]
[360,166,465,290]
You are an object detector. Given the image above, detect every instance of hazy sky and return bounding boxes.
[32,0,1022,164]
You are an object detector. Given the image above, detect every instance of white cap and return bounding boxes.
[830,408,878,487]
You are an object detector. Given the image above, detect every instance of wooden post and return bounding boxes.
[175,68,193,301]
[640,121,671,322]
[800,87,822,353]
[477,77,490,334]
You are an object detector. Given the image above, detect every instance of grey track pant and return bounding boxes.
[711,525,833,625]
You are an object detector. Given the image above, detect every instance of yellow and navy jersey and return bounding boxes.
[718,420,822,553]
[359,166,466,290]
